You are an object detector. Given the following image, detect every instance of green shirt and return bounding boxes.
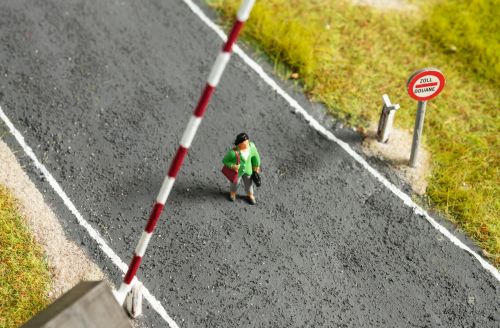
[222,142,260,177]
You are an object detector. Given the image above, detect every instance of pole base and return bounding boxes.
[125,281,143,318]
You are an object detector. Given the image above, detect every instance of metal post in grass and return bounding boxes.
[377,94,400,143]
[410,100,427,166]
[407,68,446,167]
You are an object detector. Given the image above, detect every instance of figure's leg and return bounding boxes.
[242,175,255,204]
[229,178,239,201]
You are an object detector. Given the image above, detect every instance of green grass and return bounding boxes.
[422,0,500,83]
[207,0,500,266]
[0,184,51,327]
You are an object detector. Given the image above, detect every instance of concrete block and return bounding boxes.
[21,281,132,328]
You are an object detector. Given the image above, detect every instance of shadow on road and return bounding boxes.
[172,179,228,204]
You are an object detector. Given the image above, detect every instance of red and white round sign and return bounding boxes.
[407,68,445,101]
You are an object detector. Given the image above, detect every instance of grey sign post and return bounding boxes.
[406,68,445,167]
[409,100,427,166]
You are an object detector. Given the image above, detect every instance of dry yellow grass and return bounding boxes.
[0,184,50,327]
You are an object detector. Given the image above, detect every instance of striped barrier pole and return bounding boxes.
[114,0,256,305]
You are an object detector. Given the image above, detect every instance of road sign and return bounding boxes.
[407,68,445,101]
[407,67,446,167]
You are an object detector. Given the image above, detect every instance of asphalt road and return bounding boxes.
[0,0,499,327]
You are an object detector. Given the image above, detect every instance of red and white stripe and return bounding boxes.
[115,0,256,304]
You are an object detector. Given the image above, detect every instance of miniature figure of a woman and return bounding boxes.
[222,133,261,204]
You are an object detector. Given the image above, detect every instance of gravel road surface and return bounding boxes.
[0,0,498,327]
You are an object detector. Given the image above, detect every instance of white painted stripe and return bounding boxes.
[143,288,179,327]
[207,52,231,87]
[183,0,238,43]
[135,231,152,257]
[182,0,500,282]
[115,277,177,328]
[237,0,256,22]
[180,115,202,148]
[156,176,175,204]
[0,106,180,327]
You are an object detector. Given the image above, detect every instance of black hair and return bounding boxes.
[234,132,249,146]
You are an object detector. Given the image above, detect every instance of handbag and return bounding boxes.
[251,171,261,187]
[222,148,240,184]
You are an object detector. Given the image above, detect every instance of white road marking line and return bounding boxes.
[0,106,180,328]
[182,0,500,282]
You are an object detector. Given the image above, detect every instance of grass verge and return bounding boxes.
[0,184,51,327]
[207,0,499,266]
